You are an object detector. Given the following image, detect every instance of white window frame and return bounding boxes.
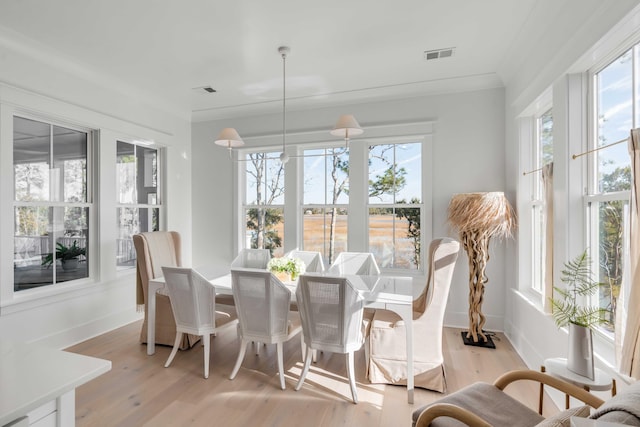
[366,136,426,273]
[585,45,636,340]
[518,89,552,303]
[115,140,162,270]
[12,113,96,293]
[233,122,433,275]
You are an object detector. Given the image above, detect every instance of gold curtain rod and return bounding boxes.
[522,165,547,176]
[522,162,552,176]
[572,137,627,160]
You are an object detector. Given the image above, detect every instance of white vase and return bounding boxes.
[567,322,594,380]
[61,258,79,271]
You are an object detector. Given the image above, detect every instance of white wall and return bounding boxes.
[0,36,192,349]
[192,87,507,331]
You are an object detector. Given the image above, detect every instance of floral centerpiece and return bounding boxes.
[267,257,306,281]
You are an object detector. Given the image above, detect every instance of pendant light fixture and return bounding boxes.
[278,46,290,164]
[331,114,364,146]
[215,45,364,161]
[214,127,244,157]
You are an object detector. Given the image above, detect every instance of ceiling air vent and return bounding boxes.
[424,47,455,61]
[192,86,217,94]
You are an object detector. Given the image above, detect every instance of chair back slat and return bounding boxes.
[327,252,380,276]
[296,275,365,354]
[231,249,271,269]
[231,269,292,342]
[162,267,216,331]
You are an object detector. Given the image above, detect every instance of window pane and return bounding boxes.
[303,148,349,205]
[369,143,421,204]
[117,142,158,205]
[245,152,285,205]
[53,125,87,203]
[14,206,89,291]
[14,117,51,202]
[595,199,629,333]
[539,110,553,166]
[302,208,347,266]
[117,207,159,268]
[245,207,284,257]
[596,50,632,193]
[369,207,420,269]
[531,204,544,293]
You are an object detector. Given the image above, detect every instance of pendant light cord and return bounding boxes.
[282,49,287,155]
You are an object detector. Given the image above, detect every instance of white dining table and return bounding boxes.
[147,271,416,403]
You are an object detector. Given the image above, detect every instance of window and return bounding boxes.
[531,109,553,293]
[116,141,160,269]
[13,116,91,291]
[368,142,422,270]
[243,151,285,257]
[588,46,635,334]
[238,126,430,271]
[302,147,349,265]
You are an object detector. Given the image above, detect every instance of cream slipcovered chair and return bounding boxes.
[133,231,198,349]
[295,274,368,403]
[229,269,302,390]
[327,252,380,276]
[412,369,609,427]
[368,237,459,392]
[284,249,325,273]
[231,248,271,269]
[162,267,238,379]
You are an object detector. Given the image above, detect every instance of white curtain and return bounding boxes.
[618,128,640,378]
[542,163,554,314]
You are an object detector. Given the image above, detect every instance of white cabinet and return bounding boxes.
[0,340,111,427]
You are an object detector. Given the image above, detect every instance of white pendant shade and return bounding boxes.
[330,114,364,139]
[214,128,244,148]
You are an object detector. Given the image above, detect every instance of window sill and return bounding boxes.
[1,278,104,316]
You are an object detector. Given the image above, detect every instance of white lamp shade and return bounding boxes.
[330,114,364,138]
[214,128,244,148]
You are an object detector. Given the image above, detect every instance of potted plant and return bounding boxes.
[550,250,608,379]
[267,257,306,282]
[42,240,86,271]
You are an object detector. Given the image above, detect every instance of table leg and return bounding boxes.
[147,285,157,356]
[389,302,414,404]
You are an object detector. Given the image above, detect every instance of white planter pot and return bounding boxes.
[61,258,79,271]
[567,322,594,380]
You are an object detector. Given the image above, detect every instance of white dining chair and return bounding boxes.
[229,268,302,389]
[230,248,271,269]
[284,249,325,273]
[295,274,367,403]
[327,252,380,276]
[161,266,238,379]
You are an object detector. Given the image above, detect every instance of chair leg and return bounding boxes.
[230,339,248,380]
[164,332,183,368]
[346,352,358,404]
[295,345,313,391]
[276,342,285,390]
[300,334,306,361]
[203,333,210,379]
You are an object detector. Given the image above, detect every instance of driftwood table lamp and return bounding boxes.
[447,192,516,348]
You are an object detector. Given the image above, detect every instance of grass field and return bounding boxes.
[258,213,419,269]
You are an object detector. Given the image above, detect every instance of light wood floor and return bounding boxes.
[67,322,558,426]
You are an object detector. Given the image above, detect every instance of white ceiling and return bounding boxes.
[0,1,605,122]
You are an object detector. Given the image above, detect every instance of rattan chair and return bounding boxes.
[295,274,368,403]
[229,268,302,389]
[162,267,238,379]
